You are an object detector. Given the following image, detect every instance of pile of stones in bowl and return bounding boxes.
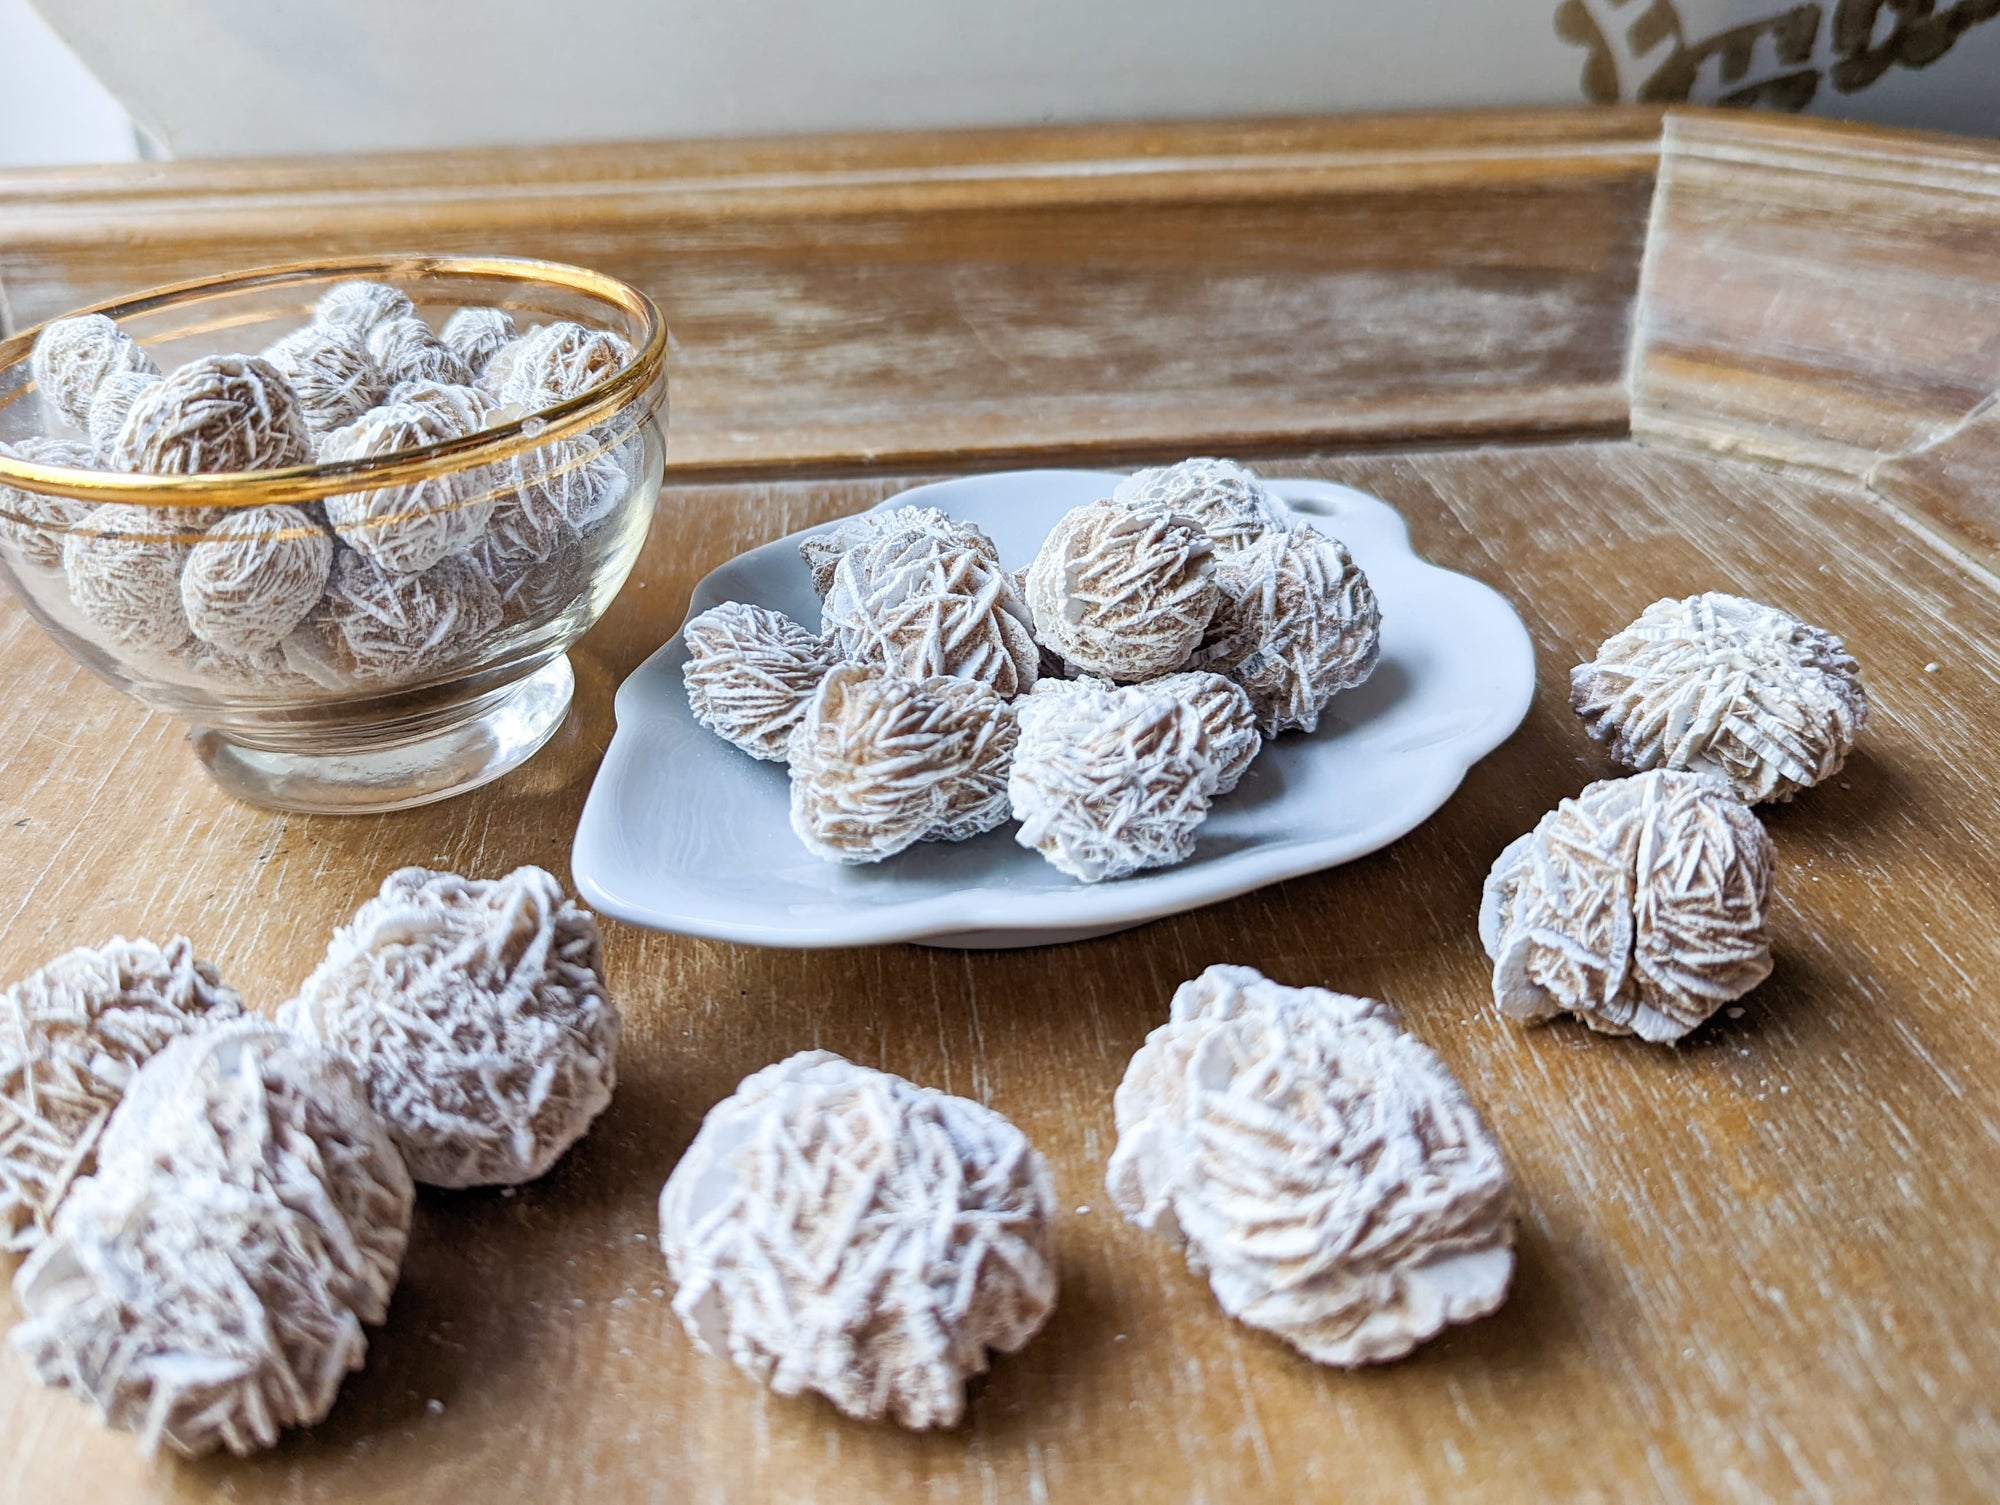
[682,458,1382,882]
[0,282,636,693]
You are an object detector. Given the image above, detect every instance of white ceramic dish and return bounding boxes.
[571,469,1535,949]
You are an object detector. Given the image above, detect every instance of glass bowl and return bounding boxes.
[0,254,668,813]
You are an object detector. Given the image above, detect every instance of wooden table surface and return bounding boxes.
[3,109,1999,1504]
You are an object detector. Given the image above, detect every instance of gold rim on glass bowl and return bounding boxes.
[0,253,669,510]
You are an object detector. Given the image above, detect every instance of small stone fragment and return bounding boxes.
[658,1050,1058,1429]
[1025,500,1218,683]
[62,504,193,653]
[30,314,159,430]
[798,506,1000,601]
[281,550,501,689]
[109,355,315,476]
[439,307,517,375]
[823,526,1039,698]
[1194,524,1380,737]
[1106,965,1515,1365]
[1008,678,1218,881]
[1479,769,1775,1043]
[1570,592,1869,803]
[313,280,415,338]
[683,601,840,761]
[262,322,386,438]
[181,504,335,654]
[277,866,620,1188]
[86,372,162,461]
[494,321,632,410]
[320,404,494,573]
[0,936,244,1253]
[0,436,95,570]
[366,315,473,389]
[1145,670,1261,795]
[1112,458,1291,552]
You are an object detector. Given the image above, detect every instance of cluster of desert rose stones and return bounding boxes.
[0,282,637,695]
[1482,591,1870,1043]
[0,586,1877,1456]
[653,594,1881,1426]
[0,909,1515,1452]
[682,458,1383,881]
[0,865,620,1458]
[655,961,1521,1430]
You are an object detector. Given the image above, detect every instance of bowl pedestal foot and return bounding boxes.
[191,653,575,814]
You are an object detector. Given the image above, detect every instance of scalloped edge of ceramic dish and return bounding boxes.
[572,469,1534,949]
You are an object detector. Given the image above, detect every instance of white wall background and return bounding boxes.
[4,0,1999,169]
[0,0,134,166]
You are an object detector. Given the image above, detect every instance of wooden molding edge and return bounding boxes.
[0,108,1662,474]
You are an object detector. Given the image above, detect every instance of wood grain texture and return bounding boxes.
[1,442,1997,1504]
[1629,110,2000,478]
[0,110,1663,476]
[1869,394,2000,580]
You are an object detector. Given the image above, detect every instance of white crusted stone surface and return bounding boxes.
[109,356,315,477]
[1145,670,1262,795]
[462,501,585,626]
[13,1171,370,1458]
[91,1022,412,1326]
[439,307,518,376]
[0,436,95,570]
[365,315,472,389]
[86,372,162,462]
[30,315,159,431]
[658,1050,1058,1429]
[320,403,494,574]
[0,936,243,1254]
[798,506,1000,601]
[261,323,386,438]
[1024,500,1217,683]
[1112,458,1292,553]
[474,336,527,399]
[277,865,619,1188]
[1194,524,1381,736]
[504,434,630,533]
[1480,770,1776,1043]
[683,601,839,761]
[823,528,1038,698]
[494,321,632,410]
[163,636,319,694]
[1570,592,1869,804]
[1106,964,1515,1366]
[387,378,499,438]
[1008,677,1218,882]
[314,281,415,338]
[181,504,334,654]
[923,677,1019,842]
[62,504,194,653]
[787,665,1007,863]
[280,551,502,690]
